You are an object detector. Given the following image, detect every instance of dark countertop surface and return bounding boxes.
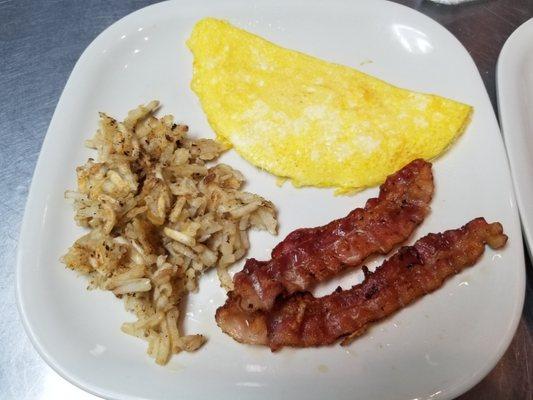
[1,1,531,399]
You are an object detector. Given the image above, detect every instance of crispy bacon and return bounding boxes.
[215,218,507,350]
[231,159,434,312]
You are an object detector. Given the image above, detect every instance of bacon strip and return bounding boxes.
[232,159,434,312]
[215,218,507,350]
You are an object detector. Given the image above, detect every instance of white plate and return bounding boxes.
[17,1,525,399]
[497,18,533,258]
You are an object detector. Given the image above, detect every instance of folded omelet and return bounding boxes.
[188,18,471,193]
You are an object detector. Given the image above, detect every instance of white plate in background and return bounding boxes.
[17,1,525,399]
[497,18,533,258]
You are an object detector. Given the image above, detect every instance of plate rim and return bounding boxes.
[16,1,526,400]
[496,17,533,259]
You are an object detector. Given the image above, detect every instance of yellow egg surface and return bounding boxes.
[187,18,472,192]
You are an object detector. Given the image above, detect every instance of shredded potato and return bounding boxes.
[61,101,277,365]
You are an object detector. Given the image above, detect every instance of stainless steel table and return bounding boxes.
[1,1,531,399]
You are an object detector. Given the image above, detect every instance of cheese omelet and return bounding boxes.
[188,18,472,193]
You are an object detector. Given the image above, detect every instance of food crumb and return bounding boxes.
[317,364,329,373]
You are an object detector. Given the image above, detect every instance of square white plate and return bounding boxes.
[17,1,525,400]
[497,18,533,259]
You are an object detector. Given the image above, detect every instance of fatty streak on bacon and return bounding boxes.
[231,159,434,312]
[215,218,507,350]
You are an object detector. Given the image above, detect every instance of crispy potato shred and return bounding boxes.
[61,101,277,365]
